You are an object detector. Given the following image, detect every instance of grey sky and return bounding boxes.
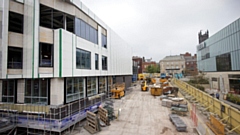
[81,0,240,62]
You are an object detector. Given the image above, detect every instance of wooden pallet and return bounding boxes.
[98,107,109,126]
[84,111,100,134]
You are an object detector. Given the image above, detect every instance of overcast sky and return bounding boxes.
[81,0,240,62]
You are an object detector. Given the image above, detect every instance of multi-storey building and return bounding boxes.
[0,0,132,134]
[180,52,198,76]
[159,55,185,78]
[197,18,240,94]
[132,56,143,74]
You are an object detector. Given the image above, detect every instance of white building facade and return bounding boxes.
[0,0,132,132]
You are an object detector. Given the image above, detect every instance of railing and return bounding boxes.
[174,79,240,134]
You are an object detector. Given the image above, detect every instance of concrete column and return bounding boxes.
[17,79,25,103]
[50,78,64,106]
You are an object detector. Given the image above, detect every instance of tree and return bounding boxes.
[146,65,160,73]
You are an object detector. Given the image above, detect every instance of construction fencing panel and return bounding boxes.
[174,79,240,134]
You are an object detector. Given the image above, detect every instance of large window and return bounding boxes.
[99,77,106,93]
[25,79,49,105]
[87,77,97,97]
[9,11,23,33]
[102,56,107,70]
[95,54,99,70]
[102,34,107,48]
[8,47,23,69]
[40,4,74,33]
[76,49,91,69]
[216,53,232,71]
[75,18,98,44]
[39,43,53,67]
[2,80,16,103]
[66,78,84,103]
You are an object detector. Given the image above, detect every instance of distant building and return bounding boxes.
[159,55,185,77]
[132,56,143,73]
[180,52,198,76]
[197,18,240,94]
[198,30,209,44]
[142,61,157,73]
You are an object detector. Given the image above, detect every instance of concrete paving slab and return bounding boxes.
[76,83,198,135]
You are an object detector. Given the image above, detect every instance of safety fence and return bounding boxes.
[174,79,240,134]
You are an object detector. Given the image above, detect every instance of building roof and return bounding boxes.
[160,55,185,62]
[184,56,196,62]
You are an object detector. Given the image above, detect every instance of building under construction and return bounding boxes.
[0,0,132,134]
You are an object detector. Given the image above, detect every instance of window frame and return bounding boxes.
[24,79,49,105]
[76,48,91,69]
[95,53,99,70]
[2,80,16,103]
[7,47,23,69]
[39,43,53,67]
[102,55,108,70]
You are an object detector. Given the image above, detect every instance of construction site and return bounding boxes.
[1,76,240,135]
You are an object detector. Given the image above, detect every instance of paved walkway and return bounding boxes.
[76,82,198,135]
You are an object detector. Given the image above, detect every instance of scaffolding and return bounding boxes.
[0,93,107,135]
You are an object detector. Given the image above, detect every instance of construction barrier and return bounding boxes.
[174,79,240,134]
[206,115,224,135]
[191,104,198,127]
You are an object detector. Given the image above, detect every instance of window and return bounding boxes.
[76,49,91,69]
[80,20,86,39]
[102,56,107,70]
[53,9,64,29]
[216,53,232,71]
[40,4,72,32]
[87,77,97,97]
[95,54,99,70]
[99,77,106,93]
[25,79,49,105]
[107,76,112,91]
[9,11,23,33]
[66,78,84,103]
[39,43,53,67]
[102,34,107,48]
[66,15,74,33]
[2,80,16,103]
[40,4,52,29]
[8,47,23,69]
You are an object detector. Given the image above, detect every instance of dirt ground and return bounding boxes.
[75,82,199,135]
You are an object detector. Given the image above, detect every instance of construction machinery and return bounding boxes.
[111,83,125,99]
[138,74,144,80]
[141,81,148,91]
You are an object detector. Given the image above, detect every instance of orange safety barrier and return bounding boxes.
[206,115,225,135]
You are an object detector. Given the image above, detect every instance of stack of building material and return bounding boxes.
[104,99,115,121]
[166,100,173,108]
[171,104,188,116]
[159,95,168,100]
[169,114,187,132]
[162,99,175,108]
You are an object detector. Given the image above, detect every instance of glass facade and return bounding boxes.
[2,80,16,103]
[197,18,240,72]
[99,77,106,93]
[87,77,97,97]
[25,79,49,105]
[66,77,85,103]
